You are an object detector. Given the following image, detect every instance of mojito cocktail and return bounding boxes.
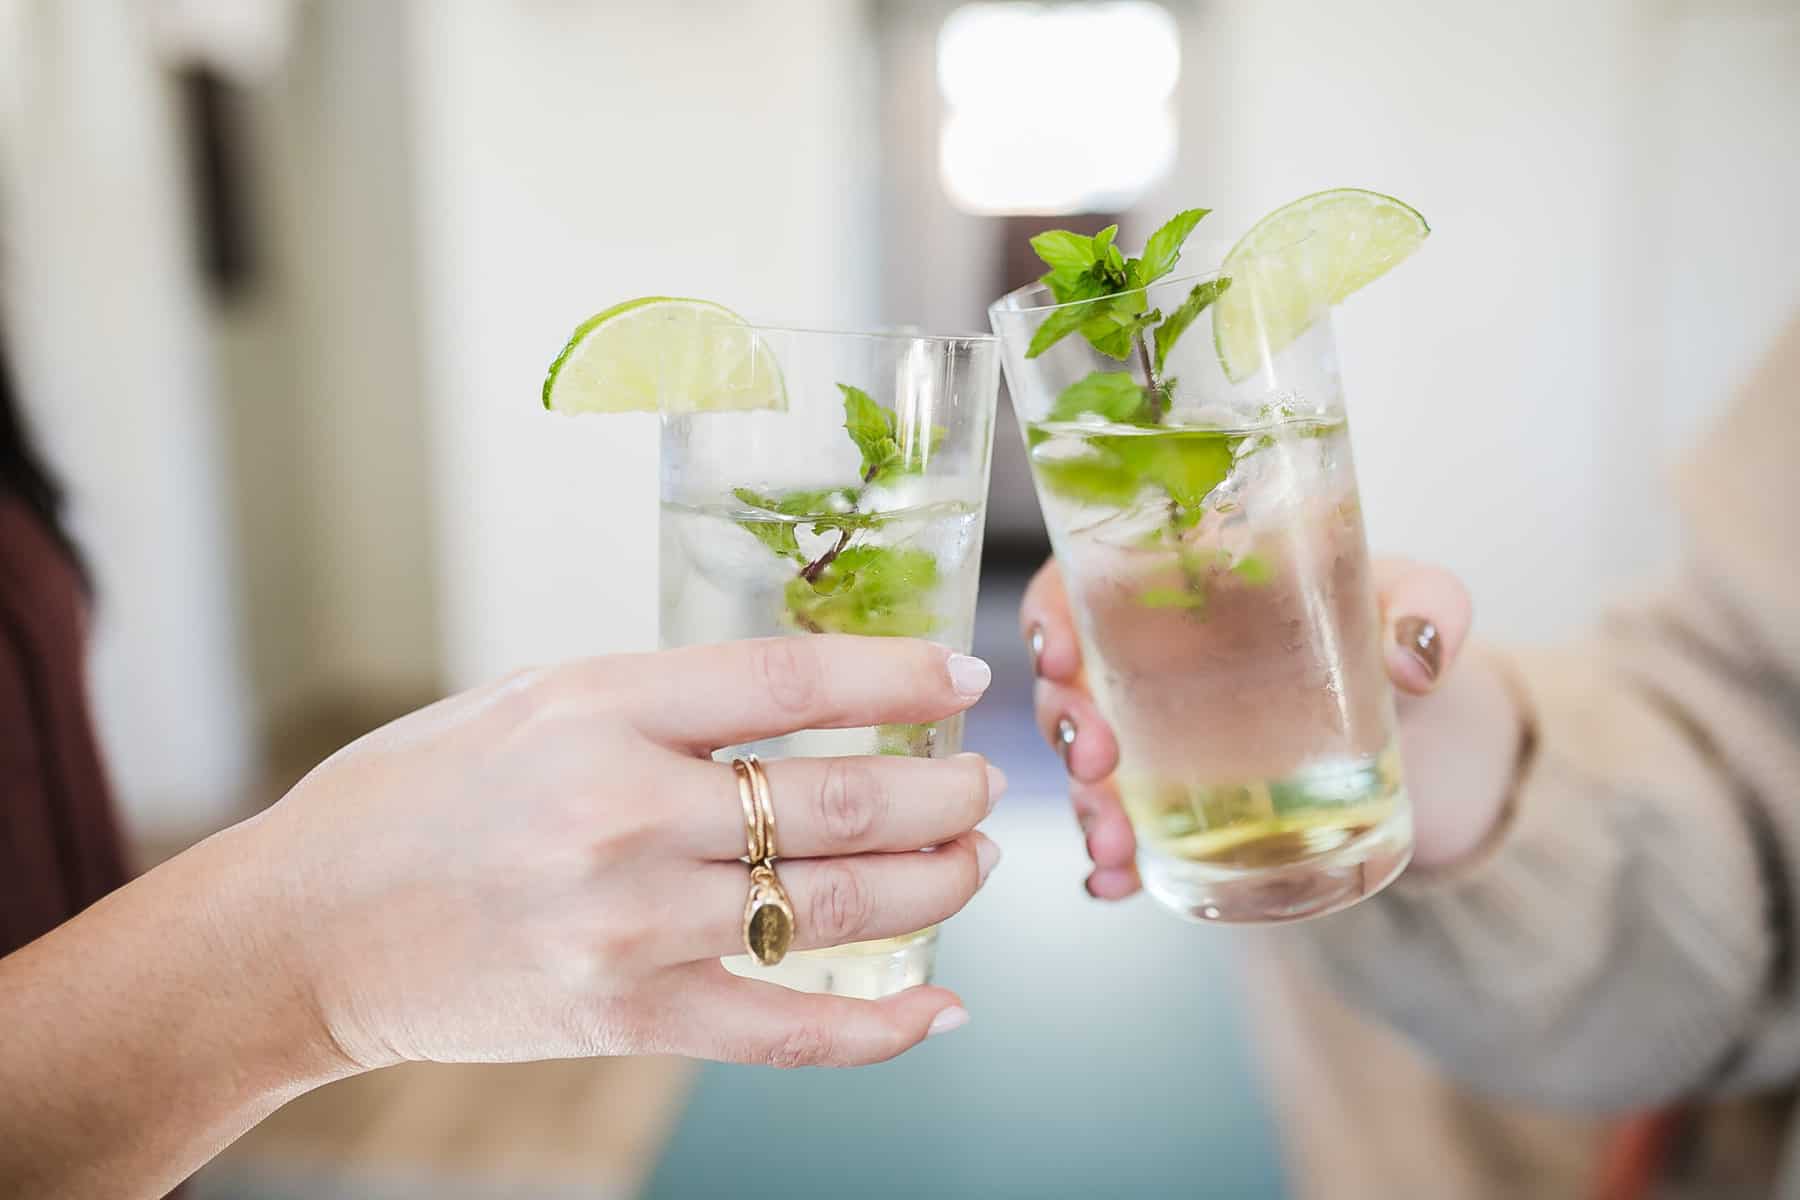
[661,321,998,996]
[991,194,1425,922]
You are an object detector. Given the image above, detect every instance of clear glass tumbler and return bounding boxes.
[659,320,999,996]
[989,243,1411,923]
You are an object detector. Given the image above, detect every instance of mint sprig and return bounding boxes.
[1024,208,1218,371]
[1023,208,1253,612]
[728,387,942,637]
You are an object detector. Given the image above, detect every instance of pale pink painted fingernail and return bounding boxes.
[984,763,1007,812]
[947,654,992,697]
[975,834,1002,884]
[927,1006,970,1038]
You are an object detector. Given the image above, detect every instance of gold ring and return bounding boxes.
[732,756,794,967]
[731,758,765,863]
[745,755,780,863]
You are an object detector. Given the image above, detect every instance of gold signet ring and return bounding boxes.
[733,756,793,966]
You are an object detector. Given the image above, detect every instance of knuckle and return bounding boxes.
[596,919,655,969]
[754,639,825,718]
[807,862,875,944]
[911,641,950,694]
[818,759,884,845]
[765,1023,836,1069]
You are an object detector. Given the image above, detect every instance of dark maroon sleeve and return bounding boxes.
[0,497,129,958]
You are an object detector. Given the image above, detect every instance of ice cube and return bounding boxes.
[670,511,796,592]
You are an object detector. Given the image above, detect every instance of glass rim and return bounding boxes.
[987,229,1320,318]
[989,266,1222,317]
[728,320,998,348]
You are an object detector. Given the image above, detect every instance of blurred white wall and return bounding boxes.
[1,0,253,833]
[406,0,881,689]
[220,0,441,725]
[1136,0,1800,641]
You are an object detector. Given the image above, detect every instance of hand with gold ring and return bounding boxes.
[0,636,1003,1199]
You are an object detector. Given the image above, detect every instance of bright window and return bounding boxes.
[936,2,1180,216]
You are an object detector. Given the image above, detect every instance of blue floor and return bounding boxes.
[643,569,1289,1199]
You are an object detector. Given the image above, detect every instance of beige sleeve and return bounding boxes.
[1288,313,1800,1111]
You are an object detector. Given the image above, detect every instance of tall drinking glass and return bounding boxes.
[990,244,1411,923]
[659,321,999,997]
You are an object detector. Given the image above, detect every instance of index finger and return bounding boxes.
[612,636,992,750]
[1019,558,1084,683]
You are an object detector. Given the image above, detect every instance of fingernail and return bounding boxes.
[1082,876,1098,898]
[1075,805,1096,835]
[947,654,992,697]
[1055,715,1077,764]
[1027,624,1045,675]
[927,1006,970,1038]
[975,834,1002,884]
[984,763,1008,812]
[1394,617,1442,681]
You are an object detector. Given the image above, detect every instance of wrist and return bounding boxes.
[188,815,369,1089]
[1403,646,1532,872]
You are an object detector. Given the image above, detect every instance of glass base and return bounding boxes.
[1138,805,1412,924]
[721,929,937,999]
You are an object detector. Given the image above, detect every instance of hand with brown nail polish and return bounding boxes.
[1021,554,1525,895]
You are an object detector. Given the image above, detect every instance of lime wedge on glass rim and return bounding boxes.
[1213,188,1429,382]
[541,296,785,414]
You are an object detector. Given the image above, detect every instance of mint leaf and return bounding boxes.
[1154,276,1231,371]
[808,509,888,535]
[785,544,939,637]
[1048,372,1149,423]
[1029,229,1097,273]
[1232,553,1272,585]
[737,519,802,561]
[734,485,858,518]
[1140,208,1210,283]
[839,384,904,481]
[1170,503,1206,531]
[1026,430,1144,505]
[1028,424,1241,509]
[1034,457,1142,506]
[1108,430,1239,508]
[1090,224,1118,261]
[1041,266,1094,304]
[1087,305,1162,361]
[1026,290,1113,359]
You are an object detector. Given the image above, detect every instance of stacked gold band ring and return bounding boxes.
[732,756,795,967]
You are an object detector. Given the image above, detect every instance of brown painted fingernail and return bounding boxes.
[1055,715,1077,764]
[1027,624,1045,675]
[1395,616,1441,681]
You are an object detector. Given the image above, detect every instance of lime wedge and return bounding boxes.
[1213,189,1429,381]
[541,296,785,414]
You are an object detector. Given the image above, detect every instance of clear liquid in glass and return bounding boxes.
[1028,415,1411,922]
